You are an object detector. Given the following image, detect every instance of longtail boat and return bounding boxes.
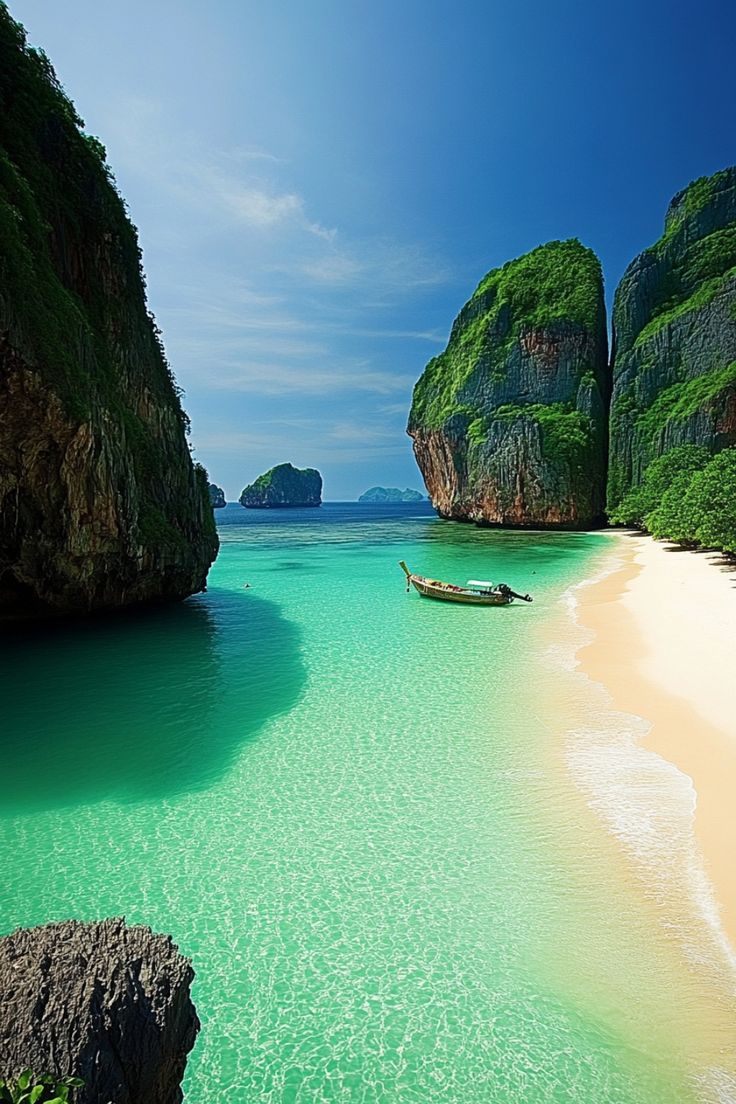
[399,561,532,606]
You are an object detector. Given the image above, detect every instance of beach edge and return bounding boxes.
[573,530,736,960]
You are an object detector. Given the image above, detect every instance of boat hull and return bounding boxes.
[410,577,512,605]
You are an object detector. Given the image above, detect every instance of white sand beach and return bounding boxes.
[578,533,736,951]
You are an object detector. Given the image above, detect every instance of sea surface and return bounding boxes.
[2,503,735,1102]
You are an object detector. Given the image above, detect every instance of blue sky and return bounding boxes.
[11,0,736,499]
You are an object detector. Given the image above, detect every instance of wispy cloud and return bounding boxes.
[297,253,363,283]
[159,274,442,402]
[348,327,445,342]
[105,96,336,241]
[376,400,417,417]
[327,421,399,443]
[164,295,445,343]
[170,334,330,359]
[219,183,303,227]
[106,96,448,298]
[100,93,447,453]
[185,359,412,396]
[226,147,286,165]
[212,173,336,240]
[281,241,450,292]
[191,428,409,465]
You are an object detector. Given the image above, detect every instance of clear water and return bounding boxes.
[1,503,734,1102]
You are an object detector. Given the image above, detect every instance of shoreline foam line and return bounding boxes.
[564,532,736,986]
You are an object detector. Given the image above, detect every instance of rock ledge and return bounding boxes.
[0,918,199,1104]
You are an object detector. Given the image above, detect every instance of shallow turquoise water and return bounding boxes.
[0,504,721,1101]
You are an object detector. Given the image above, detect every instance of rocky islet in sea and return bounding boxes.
[358,486,425,502]
[239,463,323,508]
[208,483,226,508]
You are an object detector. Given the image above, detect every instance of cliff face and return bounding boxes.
[208,483,226,508]
[0,9,218,616]
[0,918,199,1104]
[408,240,609,528]
[240,463,322,508]
[608,167,736,511]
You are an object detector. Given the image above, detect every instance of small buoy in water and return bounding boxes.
[243,582,251,589]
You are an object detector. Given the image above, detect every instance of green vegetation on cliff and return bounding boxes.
[472,239,602,328]
[633,214,736,349]
[411,239,604,430]
[680,449,736,552]
[609,445,710,527]
[634,266,736,348]
[408,238,608,528]
[0,4,218,613]
[635,361,736,443]
[659,168,733,243]
[608,166,736,522]
[240,463,322,508]
[0,7,182,423]
[491,403,596,468]
[611,444,736,555]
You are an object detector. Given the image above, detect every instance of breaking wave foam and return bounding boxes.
[551,544,736,1100]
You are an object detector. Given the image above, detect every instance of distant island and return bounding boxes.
[358,487,425,503]
[240,463,322,508]
[208,484,226,508]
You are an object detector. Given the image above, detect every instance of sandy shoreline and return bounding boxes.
[576,531,736,955]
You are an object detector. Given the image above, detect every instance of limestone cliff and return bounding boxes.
[208,483,226,508]
[0,918,199,1104]
[0,8,218,616]
[608,167,736,512]
[240,463,322,508]
[408,240,609,528]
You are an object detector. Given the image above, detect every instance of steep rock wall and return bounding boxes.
[608,167,736,510]
[0,9,218,615]
[408,240,609,528]
[0,918,199,1104]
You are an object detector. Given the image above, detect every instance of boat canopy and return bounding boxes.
[466,579,495,588]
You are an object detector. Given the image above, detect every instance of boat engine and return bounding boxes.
[497,583,533,603]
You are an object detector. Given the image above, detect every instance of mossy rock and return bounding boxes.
[408,239,609,528]
[239,463,322,508]
[0,5,218,614]
[608,166,736,513]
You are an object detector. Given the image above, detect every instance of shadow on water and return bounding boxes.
[417,517,603,562]
[0,588,305,813]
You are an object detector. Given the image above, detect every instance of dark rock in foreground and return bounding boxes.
[0,918,199,1104]
[0,10,218,617]
[240,463,322,508]
[608,166,736,513]
[208,483,226,508]
[358,487,425,503]
[408,239,609,528]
